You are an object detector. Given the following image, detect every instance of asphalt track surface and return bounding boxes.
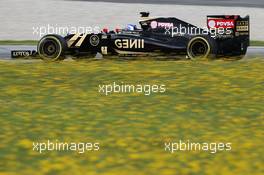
[71,0,264,8]
[0,45,263,60]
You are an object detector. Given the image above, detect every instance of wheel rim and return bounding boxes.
[38,37,62,61]
[188,39,210,59]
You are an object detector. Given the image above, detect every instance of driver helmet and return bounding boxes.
[126,24,137,31]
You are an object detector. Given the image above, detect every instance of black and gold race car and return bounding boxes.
[12,12,250,61]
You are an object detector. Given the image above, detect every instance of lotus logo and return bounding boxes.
[90,35,100,46]
[12,51,30,57]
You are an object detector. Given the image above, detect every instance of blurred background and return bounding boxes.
[0,0,263,40]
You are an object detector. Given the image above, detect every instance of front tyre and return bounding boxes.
[187,36,217,60]
[38,35,67,61]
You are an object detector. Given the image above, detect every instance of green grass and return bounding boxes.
[0,40,264,46]
[250,40,264,46]
[0,40,38,45]
[0,60,263,175]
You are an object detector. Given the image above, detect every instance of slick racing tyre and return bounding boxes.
[38,35,67,61]
[187,36,217,60]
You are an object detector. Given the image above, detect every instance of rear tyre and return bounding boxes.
[38,35,67,62]
[187,36,217,60]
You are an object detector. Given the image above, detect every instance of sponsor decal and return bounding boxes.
[236,21,249,32]
[150,21,174,29]
[208,20,216,28]
[101,35,108,39]
[67,33,88,47]
[237,21,249,26]
[90,35,100,46]
[238,32,249,36]
[236,26,249,32]
[75,33,88,47]
[141,21,148,26]
[11,50,32,58]
[67,33,80,47]
[150,21,158,28]
[115,39,144,49]
[101,46,108,55]
[207,19,235,29]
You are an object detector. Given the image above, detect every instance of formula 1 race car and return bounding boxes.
[12,12,250,61]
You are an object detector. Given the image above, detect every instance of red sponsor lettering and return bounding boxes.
[207,19,235,29]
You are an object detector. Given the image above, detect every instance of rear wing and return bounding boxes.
[207,15,250,55]
[207,15,250,40]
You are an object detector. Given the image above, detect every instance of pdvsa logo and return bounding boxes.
[208,19,235,29]
[115,39,144,49]
[150,21,174,29]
